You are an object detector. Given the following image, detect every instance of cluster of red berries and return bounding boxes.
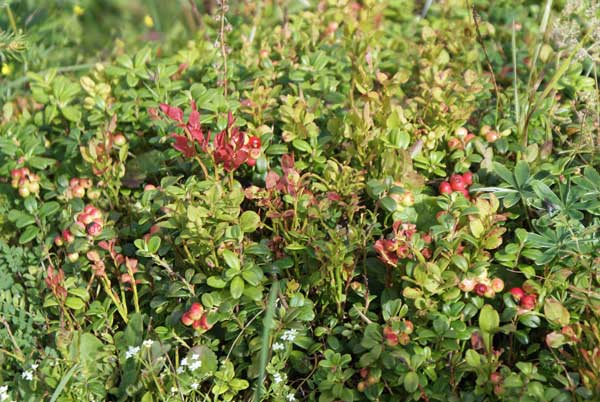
[480,125,499,143]
[245,135,261,167]
[447,127,476,150]
[10,167,40,197]
[356,368,379,392]
[374,221,432,266]
[76,204,105,238]
[382,319,414,347]
[66,177,94,199]
[509,287,537,310]
[439,172,473,198]
[181,302,212,331]
[459,277,504,298]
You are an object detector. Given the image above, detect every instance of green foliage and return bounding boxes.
[1,0,600,401]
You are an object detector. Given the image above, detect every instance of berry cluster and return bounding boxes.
[439,172,473,198]
[374,221,433,266]
[382,319,414,346]
[181,302,212,331]
[509,287,537,311]
[447,127,476,150]
[66,177,93,199]
[480,125,499,143]
[459,277,504,298]
[76,204,105,238]
[10,167,40,197]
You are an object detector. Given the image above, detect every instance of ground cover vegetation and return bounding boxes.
[1,0,600,401]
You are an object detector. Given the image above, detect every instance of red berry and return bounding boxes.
[460,188,470,198]
[188,303,204,321]
[181,311,194,326]
[248,136,261,149]
[62,229,74,244]
[447,137,462,150]
[486,131,499,143]
[509,287,525,302]
[192,319,202,329]
[54,235,64,247]
[490,372,503,384]
[383,326,399,346]
[199,313,212,330]
[474,283,488,296]
[86,222,103,237]
[491,278,504,292]
[450,175,465,191]
[462,172,473,186]
[113,133,127,146]
[520,294,536,310]
[246,157,257,167]
[439,181,452,194]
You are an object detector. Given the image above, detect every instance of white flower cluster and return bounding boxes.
[281,329,298,342]
[0,385,13,402]
[177,353,202,374]
[125,346,140,359]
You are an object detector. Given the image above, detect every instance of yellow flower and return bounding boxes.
[73,5,85,16]
[144,15,154,28]
[1,64,12,76]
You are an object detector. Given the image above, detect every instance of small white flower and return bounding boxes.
[190,382,199,390]
[170,386,178,393]
[286,394,296,402]
[191,353,200,361]
[0,386,7,393]
[177,366,185,374]
[272,342,284,351]
[125,346,140,359]
[30,363,38,370]
[180,357,189,366]
[189,360,202,371]
[143,340,153,348]
[21,370,33,381]
[273,372,283,384]
[281,329,298,342]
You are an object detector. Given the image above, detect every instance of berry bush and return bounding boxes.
[1,0,600,401]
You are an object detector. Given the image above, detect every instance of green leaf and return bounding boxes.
[479,304,500,333]
[147,236,161,254]
[404,372,419,393]
[465,349,481,367]
[493,162,516,187]
[514,160,530,188]
[61,106,82,122]
[207,276,227,288]
[40,201,61,219]
[230,276,244,299]
[380,196,397,212]
[222,249,241,271]
[292,139,312,153]
[65,297,86,310]
[239,211,261,233]
[19,226,39,243]
[543,298,570,326]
